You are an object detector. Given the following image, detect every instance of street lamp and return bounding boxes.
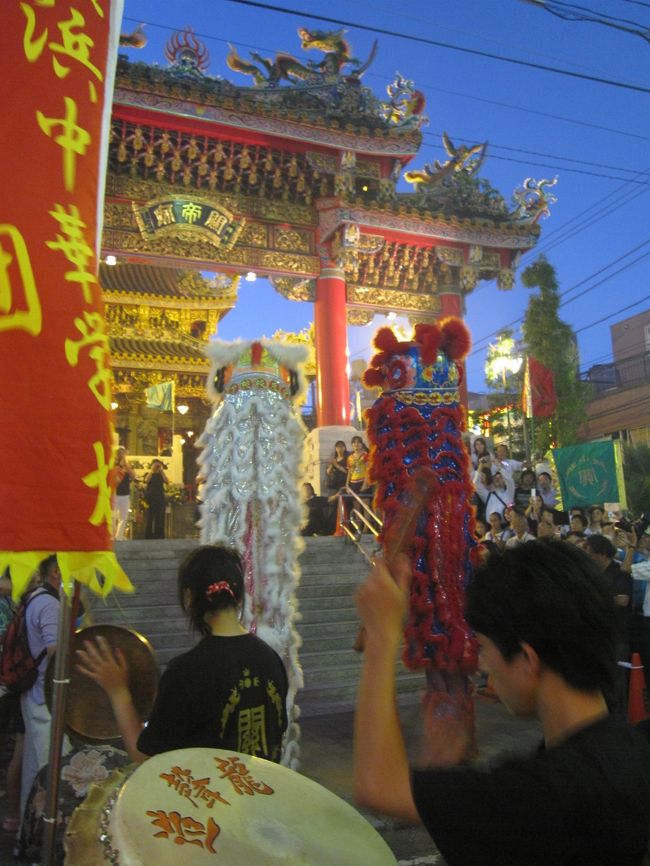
[485,339,523,444]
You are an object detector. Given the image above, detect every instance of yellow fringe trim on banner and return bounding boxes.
[0,551,135,600]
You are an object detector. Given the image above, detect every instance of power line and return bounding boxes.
[351,0,624,77]
[561,250,650,307]
[520,176,650,261]
[580,335,650,370]
[518,0,650,43]
[467,241,650,355]
[575,293,650,332]
[122,16,650,145]
[224,0,650,95]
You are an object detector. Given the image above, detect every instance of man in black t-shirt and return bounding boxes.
[353,540,650,866]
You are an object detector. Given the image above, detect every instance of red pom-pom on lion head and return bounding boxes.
[439,318,472,362]
[362,318,471,389]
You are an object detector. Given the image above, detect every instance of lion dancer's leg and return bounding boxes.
[363,319,479,757]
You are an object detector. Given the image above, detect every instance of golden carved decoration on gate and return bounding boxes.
[407,313,438,326]
[270,277,316,302]
[106,176,318,226]
[480,252,501,271]
[274,227,312,253]
[177,272,239,304]
[497,268,515,290]
[346,308,375,326]
[111,369,208,400]
[109,119,332,210]
[261,251,318,274]
[239,223,268,247]
[347,285,442,313]
[104,202,138,230]
[435,246,463,266]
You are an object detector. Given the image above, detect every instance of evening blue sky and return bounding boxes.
[117,0,650,392]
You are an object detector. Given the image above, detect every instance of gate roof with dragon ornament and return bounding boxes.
[103,26,550,391]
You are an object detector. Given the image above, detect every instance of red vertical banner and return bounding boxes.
[0,0,132,597]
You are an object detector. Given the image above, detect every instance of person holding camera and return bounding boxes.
[144,459,168,539]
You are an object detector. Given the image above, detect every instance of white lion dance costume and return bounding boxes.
[198,339,307,769]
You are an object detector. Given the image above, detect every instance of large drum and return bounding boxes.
[65,747,397,865]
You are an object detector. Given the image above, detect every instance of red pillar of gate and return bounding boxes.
[315,267,349,427]
[439,290,468,407]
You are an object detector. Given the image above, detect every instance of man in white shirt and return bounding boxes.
[536,471,558,508]
[505,510,536,548]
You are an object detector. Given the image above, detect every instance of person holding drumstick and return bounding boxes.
[353,541,650,866]
[77,545,288,763]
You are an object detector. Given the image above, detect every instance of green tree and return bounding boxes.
[623,443,650,515]
[521,256,587,453]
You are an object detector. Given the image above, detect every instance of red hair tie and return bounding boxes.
[205,580,235,600]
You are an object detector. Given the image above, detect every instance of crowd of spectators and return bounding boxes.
[469,434,650,705]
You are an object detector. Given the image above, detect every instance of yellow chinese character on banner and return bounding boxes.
[46,203,97,302]
[82,441,113,530]
[64,311,111,409]
[0,225,41,336]
[22,4,104,77]
[37,98,91,192]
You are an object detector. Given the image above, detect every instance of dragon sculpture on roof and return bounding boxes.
[227,27,377,86]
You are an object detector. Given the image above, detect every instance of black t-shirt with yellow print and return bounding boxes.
[138,634,288,762]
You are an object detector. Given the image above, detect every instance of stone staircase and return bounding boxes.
[85,536,423,716]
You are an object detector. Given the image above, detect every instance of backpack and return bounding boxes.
[0,589,55,694]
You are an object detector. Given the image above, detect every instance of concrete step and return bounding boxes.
[297,595,359,612]
[106,536,418,715]
[296,582,359,600]
[299,671,424,708]
[296,608,360,625]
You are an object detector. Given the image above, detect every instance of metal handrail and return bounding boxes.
[338,486,382,563]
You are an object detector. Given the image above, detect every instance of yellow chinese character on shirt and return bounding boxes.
[46,203,96,302]
[82,440,113,529]
[238,706,268,757]
[0,224,42,336]
[64,311,111,409]
[37,98,91,192]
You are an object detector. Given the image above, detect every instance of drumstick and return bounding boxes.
[353,468,437,653]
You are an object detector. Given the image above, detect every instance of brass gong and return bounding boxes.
[46,624,159,744]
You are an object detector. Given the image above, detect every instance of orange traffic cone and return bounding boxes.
[627,652,647,725]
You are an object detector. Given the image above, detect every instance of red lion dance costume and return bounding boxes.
[363,318,479,715]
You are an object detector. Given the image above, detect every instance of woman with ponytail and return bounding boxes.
[76,545,288,763]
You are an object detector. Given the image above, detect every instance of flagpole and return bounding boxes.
[171,380,176,447]
[522,355,531,464]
